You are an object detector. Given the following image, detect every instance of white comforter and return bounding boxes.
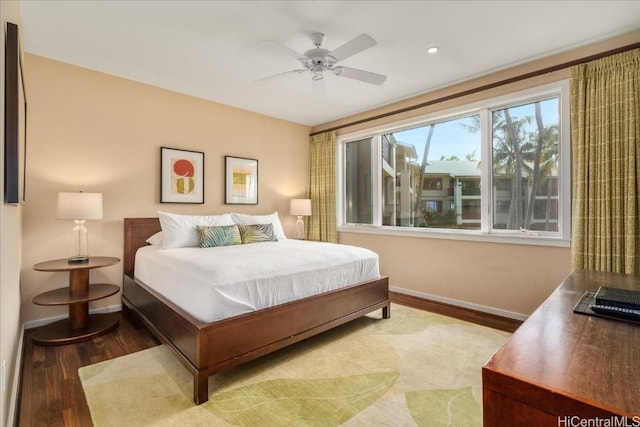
[134,240,380,323]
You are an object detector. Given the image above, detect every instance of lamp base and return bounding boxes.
[69,219,90,262]
[294,216,305,240]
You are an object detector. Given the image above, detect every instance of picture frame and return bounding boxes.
[160,147,204,204]
[225,156,258,204]
[4,22,27,204]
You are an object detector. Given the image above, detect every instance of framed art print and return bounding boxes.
[161,147,204,203]
[225,156,258,204]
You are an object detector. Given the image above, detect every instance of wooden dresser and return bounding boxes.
[483,270,640,426]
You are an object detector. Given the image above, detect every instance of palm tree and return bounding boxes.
[492,110,535,229]
[523,101,559,230]
[459,104,558,230]
[413,124,435,223]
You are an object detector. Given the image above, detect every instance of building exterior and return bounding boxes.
[382,140,557,232]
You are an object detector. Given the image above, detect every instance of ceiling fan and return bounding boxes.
[257,32,387,93]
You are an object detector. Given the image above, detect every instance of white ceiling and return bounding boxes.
[18,1,640,127]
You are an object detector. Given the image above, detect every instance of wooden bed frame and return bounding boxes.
[122,217,390,404]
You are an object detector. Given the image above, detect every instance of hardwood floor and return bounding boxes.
[17,310,159,427]
[15,298,520,426]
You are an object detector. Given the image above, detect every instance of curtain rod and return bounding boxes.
[310,42,640,137]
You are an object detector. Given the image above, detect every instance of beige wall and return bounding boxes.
[21,54,311,324]
[1,2,24,426]
[339,233,570,316]
[318,31,639,317]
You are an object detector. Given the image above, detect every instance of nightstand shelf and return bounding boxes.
[32,256,120,346]
[33,283,118,305]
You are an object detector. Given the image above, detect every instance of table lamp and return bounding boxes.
[57,192,103,262]
[290,198,311,239]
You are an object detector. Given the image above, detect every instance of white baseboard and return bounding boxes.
[390,286,528,321]
[23,304,122,330]
[6,323,24,427]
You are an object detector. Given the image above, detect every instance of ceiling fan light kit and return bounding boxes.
[259,32,387,91]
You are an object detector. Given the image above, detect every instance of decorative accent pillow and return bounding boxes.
[158,211,234,248]
[230,212,287,240]
[238,224,278,244]
[196,225,242,248]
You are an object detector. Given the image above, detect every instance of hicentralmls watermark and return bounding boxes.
[557,416,640,427]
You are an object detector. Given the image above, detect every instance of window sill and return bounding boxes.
[337,225,571,248]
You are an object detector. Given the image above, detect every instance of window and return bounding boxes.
[423,178,442,191]
[379,114,481,228]
[344,138,373,224]
[424,200,443,212]
[339,82,570,245]
[491,98,559,232]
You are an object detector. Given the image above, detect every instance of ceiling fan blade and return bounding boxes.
[333,66,387,85]
[254,69,306,83]
[329,33,377,62]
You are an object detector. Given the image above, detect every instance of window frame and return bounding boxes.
[337,81,571,247]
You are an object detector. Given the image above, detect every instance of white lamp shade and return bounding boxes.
[57,192,103,220]
[290,199,311,216]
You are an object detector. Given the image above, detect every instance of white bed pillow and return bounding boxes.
[230,211,287,240]
[146,231,163,246]
[158,211,234,248]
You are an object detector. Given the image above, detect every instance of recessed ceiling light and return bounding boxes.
[426,46,440,54]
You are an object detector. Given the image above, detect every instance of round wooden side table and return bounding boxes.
[32,256,120,346]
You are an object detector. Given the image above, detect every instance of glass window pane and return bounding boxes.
[380,115,481,229]
[491,98,559,231]
[462,200,481,220]
[344,138,373,224]
[423,178,442,190]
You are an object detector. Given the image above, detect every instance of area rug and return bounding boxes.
[78,305,510,426]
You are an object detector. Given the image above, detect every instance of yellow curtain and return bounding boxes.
[570,49,640,274]
[306,131,337,243]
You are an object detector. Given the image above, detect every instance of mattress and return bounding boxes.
[134,240,380,323]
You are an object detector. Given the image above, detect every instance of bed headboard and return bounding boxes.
[123,217,161,277]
